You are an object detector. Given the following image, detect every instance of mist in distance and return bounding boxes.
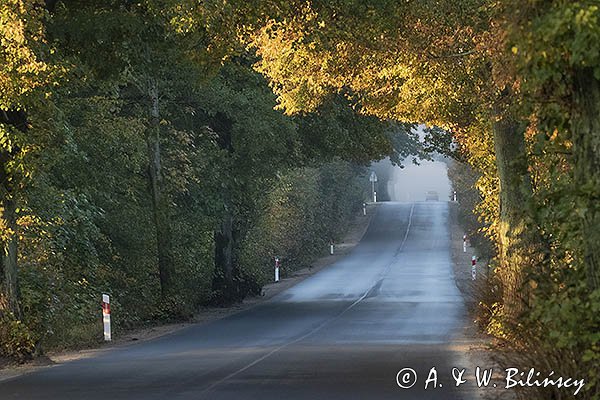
[372,156,452,202]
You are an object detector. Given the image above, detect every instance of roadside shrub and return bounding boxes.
[152,294,195,322]
[0,313,36,361]
[496,283,600,400]
[238,161,366,287]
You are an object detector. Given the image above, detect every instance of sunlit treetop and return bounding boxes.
[0,0,54,110]
[506,0,600,131]
[245,0,492,131]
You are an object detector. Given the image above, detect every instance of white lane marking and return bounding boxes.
[200,290,372,395]
[395,202,415,258]
[200,203,416,395]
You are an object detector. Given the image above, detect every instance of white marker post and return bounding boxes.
[471,256,477,281]
[363,203,367,216]
[274,257,280,282]
[102,294,111,341]
[374,191,377,203]
[463,235,467,253]
[453,191,457,202]
[330,241,334,255]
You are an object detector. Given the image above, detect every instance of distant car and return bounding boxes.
[425,191,439,201]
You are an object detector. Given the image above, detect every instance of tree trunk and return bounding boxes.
[0,110,26,318]
[492,91,539,320]
[1,195,21,318]
[211,112,240,303]
[214,208,234,282]
[147,79,174,295]
[573,68,600,291]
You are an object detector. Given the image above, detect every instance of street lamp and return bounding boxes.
[369,171,378,202]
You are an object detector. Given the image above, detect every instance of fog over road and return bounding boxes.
[387,160,453,202]
[0,199,480,399]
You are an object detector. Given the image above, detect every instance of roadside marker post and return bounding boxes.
[471,256,477,281]
[363,203,367,216]
[102,294,111,341]
[463,235,467,253]
[330,241,334,255]
[374,191,377,203]
[453,191,457,202]
[274,257,280,282]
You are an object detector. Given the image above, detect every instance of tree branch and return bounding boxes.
[427,49,477,59]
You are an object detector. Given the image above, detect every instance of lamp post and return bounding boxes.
[369,171,378,202]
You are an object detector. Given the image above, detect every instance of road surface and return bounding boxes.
[0,202,477,399]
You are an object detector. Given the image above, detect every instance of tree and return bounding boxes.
[1,0,54,318]
[507,0,600,291]
[46,0,228,295]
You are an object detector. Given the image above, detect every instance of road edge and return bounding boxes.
[0,203,379,382]
[448,202,516,400]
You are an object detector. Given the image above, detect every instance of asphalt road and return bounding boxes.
[1,202,477,400]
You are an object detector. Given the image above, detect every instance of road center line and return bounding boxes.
[200,202,416,395]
